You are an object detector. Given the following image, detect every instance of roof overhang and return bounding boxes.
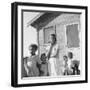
[28,12,62,30]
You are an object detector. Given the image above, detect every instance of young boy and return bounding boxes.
[39,53,49,76]
[63,55,69,75]
[24,44,41,77]
[68,52,73,69]
[68,52,81,75]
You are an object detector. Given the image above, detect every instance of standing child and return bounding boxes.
[40,53,49,76]
[63,55,69,75]
[24,44,41,77]
[67,52,75,75]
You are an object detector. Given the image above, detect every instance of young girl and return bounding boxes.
[24,44,41,77]
[40,53,49,76]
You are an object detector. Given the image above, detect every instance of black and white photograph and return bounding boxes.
[22,11,81,78]
[11,2,88,87]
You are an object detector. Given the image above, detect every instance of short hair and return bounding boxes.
[29,44,38,51]
[40,53,46,61]
[40,53,46,58]
[51,34,56,37]
[63,55,68,59]
[68,52,73,59]
[51,34,57,41]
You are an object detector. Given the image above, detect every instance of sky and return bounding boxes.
[23,12,40,57]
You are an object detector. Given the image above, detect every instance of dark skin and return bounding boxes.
[50,35,56,45]
[71,64,80,75]
[41,54,47,64]
[28,45,41,76]
[26,46,36,73]
[29,46,36,56]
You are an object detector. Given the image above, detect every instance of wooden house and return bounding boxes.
[28,12,81,75]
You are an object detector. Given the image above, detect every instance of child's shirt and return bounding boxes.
[40,62,48,76]
[63,61,72,75]
[26,55,41,77]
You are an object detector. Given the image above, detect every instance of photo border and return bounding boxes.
[11,2,88,87]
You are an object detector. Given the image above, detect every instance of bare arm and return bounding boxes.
[46,44,53,60]
[24,61,29,75]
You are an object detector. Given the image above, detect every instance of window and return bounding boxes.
[66,24,79,48]
[44,26,56,44]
